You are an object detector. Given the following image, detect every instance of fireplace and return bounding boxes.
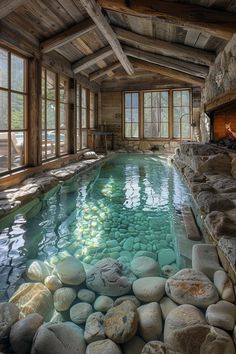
[208,104,236,149]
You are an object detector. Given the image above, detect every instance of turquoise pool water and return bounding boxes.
[0,153,192,301]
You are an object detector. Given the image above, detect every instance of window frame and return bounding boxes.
[123,91,140,140]
[123,89,192,141]
[0,46,28,175]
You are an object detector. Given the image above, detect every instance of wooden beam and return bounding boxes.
[99,0,236,40]
[0,0,29,19]
[90,62,121,81]
[114,26,215,66]
[40,18,97,53]
[72,46,113,74]
[79,0,134,75]
[76,73,100,93]
[130,57,205,86]
[123,45,208,78]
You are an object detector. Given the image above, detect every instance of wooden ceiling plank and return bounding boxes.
[130,57,205,86]
[114,26,215,66]
[72,45,113,73]
[99,0,236,40]
[41,18,96,53]
[0,0,29,19]
[90,62,121,81]
[123,45,209,78]
[79,0,134,75]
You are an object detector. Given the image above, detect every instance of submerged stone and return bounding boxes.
[55,256,86,286]
[137,302,162,342]
[158,249,176,267]
[84,312,105,344]
[130,257,160,278]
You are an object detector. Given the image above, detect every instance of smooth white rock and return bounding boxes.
[133,277,166,302]
[130,257,160,278]
[160,296,178,320]
[206,300,236,331]
[44,275,62,291]
[26,260,52,282]
[137,302,162,342]
[214,270,235,302]
[53,287,76,312]
[55,257,86,286]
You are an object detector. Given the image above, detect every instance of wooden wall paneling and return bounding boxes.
[28,57,42,166]
[98,0,236,40]
[80,0,134,75]
[57,0,85,22]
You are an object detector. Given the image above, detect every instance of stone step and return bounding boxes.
[182,206,202,241]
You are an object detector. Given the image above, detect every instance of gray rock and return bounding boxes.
[54,287,76,312]
[192,244,222,280]
[161,264,178,278]
[214,270,235,302]
[0,303,19,351]
[70,303,93,324]
[26,260,52,282]
[211,176,236,193]
[165,268,219,308]
[165,324,235,354]
[198,153,232,175]
[77,289,96,304]
[137,302,162,342]
[55,257,86,286]
[218,236,236,266]
[86,258,135,296]
[164,304,206,343]
[85,339,122,354]
[141,341,181,354]
[197,191,234,214]
[31,322,86,354]
[133,277,166,302]
[104,301,138,343]
[205,211,236,238]
[84,312,105,344]
[122,336,145,354]
[130,257,160,278]
[158,249,176,267]
[94,296,114,313]
[10,313,43,354]
[114,296,141,308]
[206,300,236,331]
[160,297,178,320]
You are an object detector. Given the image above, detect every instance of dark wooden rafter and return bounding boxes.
[0,0,29,19]
[114,26,215,66]
[123,45,209,78]
[130,57,205,86]
[79,0,134,75]
[72,46,113,73]
[98,0,236,40]
[40,18,96,53]
[90,62,121,81]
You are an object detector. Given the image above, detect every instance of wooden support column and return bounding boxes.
[28,57,42,166]
[68,79,76,154]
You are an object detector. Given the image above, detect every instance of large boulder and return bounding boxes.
[164,304,206,343]
[132,277,166,302]
[130,257,160,278]
[86,258,135,296]
[55,257,86,286]
[197,191,234,214]
[0,303,19,351]
[137,302,162,342]
[84,312,105,344]
[9,313,43,354]
[165,268,219,308]
[104,301,138,343]
[165,324,235,354]
[206,300,236,331]
[9,283,53,321]
[31,322,86,354]
[85,339,122,354]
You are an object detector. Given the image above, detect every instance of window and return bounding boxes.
[81,88,87,148]
[42,69,56,160]
[90,91,95,129]
[0,47,27,174]
[144,91,169,138]
[124,92,139,138]
[173,90,191,139]
[59,76,69,155]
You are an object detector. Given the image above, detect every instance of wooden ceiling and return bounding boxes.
[0,0,236,89]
